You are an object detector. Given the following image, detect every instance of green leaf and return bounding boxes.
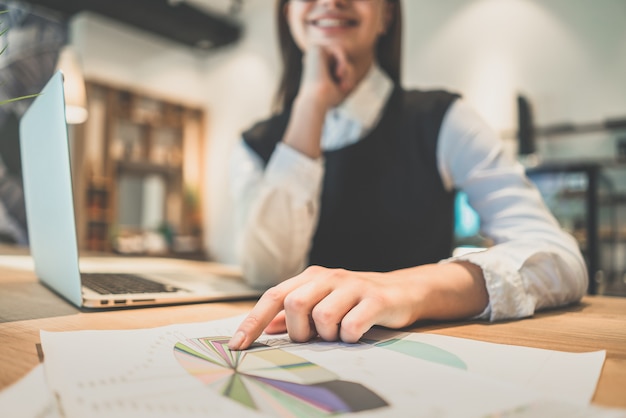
[0,94,40,106]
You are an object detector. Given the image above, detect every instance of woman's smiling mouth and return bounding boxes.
[308,17,358,29]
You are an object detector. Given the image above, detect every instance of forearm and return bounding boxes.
[282,93,327,159]
[231,142,324,289]
[392,261,489,324]
[439,100,587,321]
[456,164,587,319]
[240,95,329,285]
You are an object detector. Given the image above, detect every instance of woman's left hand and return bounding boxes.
[228,265,424,350]
[228,261,489,350]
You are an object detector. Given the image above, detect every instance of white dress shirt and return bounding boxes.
[230,64,588,321]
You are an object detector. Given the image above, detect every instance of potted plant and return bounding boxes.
[0,10,38,106]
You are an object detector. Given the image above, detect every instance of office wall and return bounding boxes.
[70,0,626,264]
[404,0,626,132]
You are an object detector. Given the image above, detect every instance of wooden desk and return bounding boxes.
[1,262,625,409]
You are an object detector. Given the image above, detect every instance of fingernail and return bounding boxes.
[228,331,246,350]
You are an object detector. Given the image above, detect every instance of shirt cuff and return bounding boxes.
[264,143,324,205]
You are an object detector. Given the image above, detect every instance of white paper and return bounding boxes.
[364,328,606,405]
[0,364,61,418]
[38,315,609,418]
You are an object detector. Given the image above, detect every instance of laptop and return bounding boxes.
[19,71,263,309]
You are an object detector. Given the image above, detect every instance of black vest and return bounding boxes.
[243,86,459,272]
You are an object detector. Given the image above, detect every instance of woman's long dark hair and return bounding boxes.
[274,0,402,112]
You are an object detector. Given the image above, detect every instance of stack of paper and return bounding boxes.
[1,315,625,417]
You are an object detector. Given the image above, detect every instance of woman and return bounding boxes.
[228,0,586,350]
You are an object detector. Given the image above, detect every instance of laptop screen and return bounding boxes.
[19,71,83,306]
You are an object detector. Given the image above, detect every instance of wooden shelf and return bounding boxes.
[71,81,207,257]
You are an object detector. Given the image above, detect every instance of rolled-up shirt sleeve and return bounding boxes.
[230,140,324,289]
[437,100,588,320]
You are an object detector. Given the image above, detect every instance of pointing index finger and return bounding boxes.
[228,274,310,350]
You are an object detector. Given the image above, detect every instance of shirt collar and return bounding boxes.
[334,63,394,132]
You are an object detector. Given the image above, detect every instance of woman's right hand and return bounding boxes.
[299,45,356,113]
[282,45,356,159]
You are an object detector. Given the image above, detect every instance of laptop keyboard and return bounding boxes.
[81,273,181,295]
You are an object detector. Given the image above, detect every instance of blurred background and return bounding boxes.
[1,0,625,296]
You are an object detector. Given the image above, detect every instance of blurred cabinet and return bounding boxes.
[84,178,111,252]
[71,81,206,258]
[526,163,614,295]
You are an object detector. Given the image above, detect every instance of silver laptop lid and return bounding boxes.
[19,71,83,307]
